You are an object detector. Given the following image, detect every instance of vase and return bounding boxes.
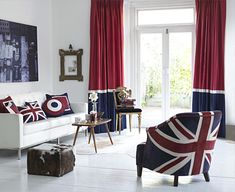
[90,102,97,122]
[91,102,97,112]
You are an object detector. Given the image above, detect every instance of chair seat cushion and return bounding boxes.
[116,107,142,113]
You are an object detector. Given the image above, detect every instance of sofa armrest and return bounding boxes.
[70,102,88,114]
[0,113,24,149]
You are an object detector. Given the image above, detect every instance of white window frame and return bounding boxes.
[124,2,195,120]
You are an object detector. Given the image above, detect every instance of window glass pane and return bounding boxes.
[140,33,163,125]
[138,8,194,25]
[169,32,192,118]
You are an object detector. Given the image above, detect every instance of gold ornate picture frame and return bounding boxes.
[59,49,83,81]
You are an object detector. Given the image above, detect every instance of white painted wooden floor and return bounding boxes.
[0,129,235,192]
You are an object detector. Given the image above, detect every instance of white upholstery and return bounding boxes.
[10,92,47,106]
[0,92,88,158]
[23,120,50,135]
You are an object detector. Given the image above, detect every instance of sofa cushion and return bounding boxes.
[18,101,47,123]
[42,97,67,117]
[23,113,79,135]
[23,120,50,135]
[0,96,19,114]
[47,115,72,127]
[46,93,74,115]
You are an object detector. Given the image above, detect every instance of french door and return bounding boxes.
[138,27,194,126]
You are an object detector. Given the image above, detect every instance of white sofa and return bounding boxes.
[0,92,87,159]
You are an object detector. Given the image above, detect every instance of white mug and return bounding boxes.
[85,114,91,122]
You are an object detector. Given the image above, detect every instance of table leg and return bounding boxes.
[88,127,92,144]
[90,126,97,153]
[73,126,80,146]
[105,123,113,145]
[85,129,88,137]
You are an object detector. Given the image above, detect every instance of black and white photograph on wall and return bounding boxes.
[0,19,38,83]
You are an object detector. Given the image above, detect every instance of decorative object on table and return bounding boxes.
[59,47,83,81]
[85,114,92,122]
[89,91,98,111]
[136,111,222,186]
[0,19,38,83]
[27,143,75,177]
[89,91,98,121]
[97,111,104,120]
[75,116,81,123]
[90,113,97,122]
[113,86,142,134]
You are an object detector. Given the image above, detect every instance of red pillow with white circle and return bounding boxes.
[46,93,74,115]
[42,97,68,117]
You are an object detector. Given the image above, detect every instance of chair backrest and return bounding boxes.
[113,87,132,109]
[144,111,222,176]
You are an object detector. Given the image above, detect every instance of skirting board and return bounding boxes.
[226,125,235,141]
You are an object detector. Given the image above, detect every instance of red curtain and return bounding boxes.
[89,0,124,133]
[193,0,226,137]
[89,0,124,90]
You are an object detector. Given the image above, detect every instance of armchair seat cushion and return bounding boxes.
[116,108,142,113]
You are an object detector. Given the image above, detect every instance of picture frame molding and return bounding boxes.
[59,49,83,81]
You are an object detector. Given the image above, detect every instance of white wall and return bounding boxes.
[225,0,235,125]
[51,0,90,103]
[0,0,53,95]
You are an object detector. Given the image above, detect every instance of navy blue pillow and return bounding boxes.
[46,93,74,115]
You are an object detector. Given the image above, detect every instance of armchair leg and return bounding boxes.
[137,165,143,177]
[203,172,210,182]
[138,113,141,133]
[174,176,178,187]
[129,114,132,132]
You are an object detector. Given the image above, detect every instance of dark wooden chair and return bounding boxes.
[113,87,142,134]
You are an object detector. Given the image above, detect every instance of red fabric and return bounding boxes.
[193,0,226,90]
[42,97,67,117]
[0,96,19,114]
[89,0,124,90]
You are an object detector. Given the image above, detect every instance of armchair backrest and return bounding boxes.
[144,111,222,176]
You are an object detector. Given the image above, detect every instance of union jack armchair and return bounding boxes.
[136,111,222,186]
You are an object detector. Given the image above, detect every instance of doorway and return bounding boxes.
[139,29,194,127]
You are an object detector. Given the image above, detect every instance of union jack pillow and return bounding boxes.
[18,101,47,123]
[46,93,74,115]
[0,96,19,114]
